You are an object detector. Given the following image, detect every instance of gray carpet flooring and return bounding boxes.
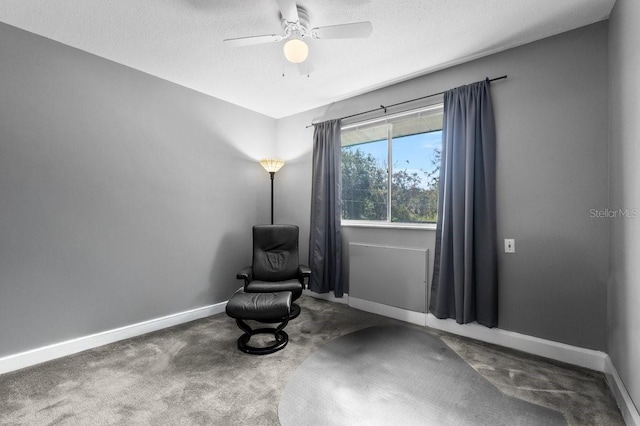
[0,295,624,425]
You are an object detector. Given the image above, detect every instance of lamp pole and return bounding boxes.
[270,171,275,225]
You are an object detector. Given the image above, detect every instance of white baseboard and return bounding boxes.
[304,289,350,305]
[604,356,640,426]
[346,297,607,372]
[0,302,227,375]
[425,314,608,372]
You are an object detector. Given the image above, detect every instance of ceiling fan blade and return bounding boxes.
[223,34,281,47]
[277,0,299,23]
[311,22,373,39]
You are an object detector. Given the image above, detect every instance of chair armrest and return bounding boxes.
[299,265,311,278]
[237,266,253,282]
[298,264,311,288]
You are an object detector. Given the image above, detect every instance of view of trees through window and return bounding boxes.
[341,109,443,224]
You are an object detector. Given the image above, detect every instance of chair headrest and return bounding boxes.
[252,225,300,281]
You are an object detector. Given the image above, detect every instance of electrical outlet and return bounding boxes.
[504,239,515,253]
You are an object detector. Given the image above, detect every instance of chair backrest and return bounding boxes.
[252,225,300,282]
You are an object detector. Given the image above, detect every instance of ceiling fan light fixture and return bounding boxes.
[283,38,309,63]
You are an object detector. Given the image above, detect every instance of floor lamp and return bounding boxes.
[259,158,285,224]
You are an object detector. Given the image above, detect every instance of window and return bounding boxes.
[341,104,443,224]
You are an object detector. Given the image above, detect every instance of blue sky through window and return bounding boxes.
[343,130,442,189]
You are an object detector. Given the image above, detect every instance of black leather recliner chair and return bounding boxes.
[236,225,310,319]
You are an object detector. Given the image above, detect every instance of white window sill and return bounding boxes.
[341,220,437,231]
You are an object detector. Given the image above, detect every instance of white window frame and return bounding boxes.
[340,103,443,228]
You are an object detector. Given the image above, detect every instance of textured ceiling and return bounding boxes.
[0,0,615,118]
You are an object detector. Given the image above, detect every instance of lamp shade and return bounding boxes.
[259,158,285,173]
[283,39,309,63]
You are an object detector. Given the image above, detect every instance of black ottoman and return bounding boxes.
[225,290,292,355]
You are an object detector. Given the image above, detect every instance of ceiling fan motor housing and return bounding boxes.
[281,6,310,37]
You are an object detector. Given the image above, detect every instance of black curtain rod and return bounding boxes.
[307,75,507,128]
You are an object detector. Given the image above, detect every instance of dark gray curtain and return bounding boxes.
[430,79,498,327]
[309,119,344,296]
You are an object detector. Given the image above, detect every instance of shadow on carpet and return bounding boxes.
[278,325,567,426]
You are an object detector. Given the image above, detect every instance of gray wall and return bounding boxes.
[274,109,317,265]
[0,23,277,357]
[608,0,640,409]
[277,22,610,351]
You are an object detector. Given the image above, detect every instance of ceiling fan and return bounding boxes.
[223,0,373,65]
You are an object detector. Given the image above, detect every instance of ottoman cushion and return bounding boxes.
[226,291,291,322]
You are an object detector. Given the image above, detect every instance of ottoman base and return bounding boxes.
[226,291,292,355]
[235,318,289,355]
